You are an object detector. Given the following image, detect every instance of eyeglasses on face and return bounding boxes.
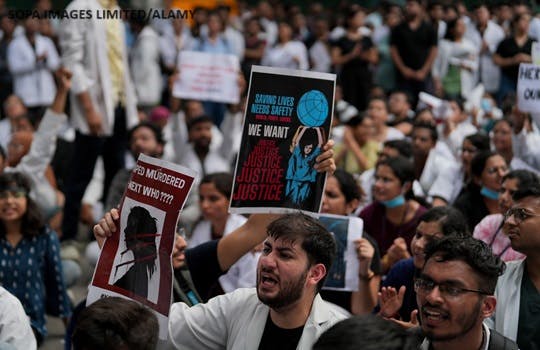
[0,190,27,200]
[504,207,540,224]
[414,278,489,298]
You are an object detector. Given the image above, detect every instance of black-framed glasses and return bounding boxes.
[504,207,540,225]
[414,278,489,298]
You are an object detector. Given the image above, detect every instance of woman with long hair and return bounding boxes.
[454,151,508,230]
[0,172,71,345]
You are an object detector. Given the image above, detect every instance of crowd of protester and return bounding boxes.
[0,0,539,349]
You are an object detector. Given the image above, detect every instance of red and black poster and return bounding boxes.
[230,66,336,214]
[87,154,196,339]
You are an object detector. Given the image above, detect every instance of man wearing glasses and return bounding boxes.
[487,183,540,350]
[416,235,517,350]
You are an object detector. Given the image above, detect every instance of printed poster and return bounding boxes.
[87,154,197,339]
[172,50,240,104]
[517,63,540,113]
[230,65,335,214]
[319,214,363,292]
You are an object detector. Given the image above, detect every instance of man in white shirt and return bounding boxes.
[416,236,516,350]
[167,213,349,349]
[487,184,540,349]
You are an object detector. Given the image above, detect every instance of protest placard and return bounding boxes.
[318,214,363,292]
[229,65,335,214]
[172,51,240,104]
[517,63,540,113]
[87,154,197,339]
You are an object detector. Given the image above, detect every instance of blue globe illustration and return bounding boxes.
[296,90,329,127]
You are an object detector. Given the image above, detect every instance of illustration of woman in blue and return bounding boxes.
[285,126,325,205]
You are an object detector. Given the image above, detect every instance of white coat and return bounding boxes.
[7,34,60,107]
[59,0,138,136]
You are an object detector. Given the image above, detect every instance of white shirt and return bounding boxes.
[0,287,37,349]
[464,20,505,93]
[309,40,332,73]
[166,288,350,350]
[7,33,60,107]
[262,41,309,70]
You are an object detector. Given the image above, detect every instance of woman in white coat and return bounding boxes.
[7,16,59,109]
[432,17,478,99]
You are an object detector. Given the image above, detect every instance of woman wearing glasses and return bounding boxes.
[473,170,538,261]
[454,151,509,230]
[0,172,71,345]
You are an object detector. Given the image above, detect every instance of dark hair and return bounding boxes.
[0,172,44,237]
[299,127,318,152]
[423,236,506,294]
[187,115,213,132]
[464,133,490,152]
[128,122,165,146]
[0,144,5,160]
[503,169,540,188]
[267,213,336,291]
[389,89,412,106]
[345,7,366,29]
[383,139,413,158]
[376,156,415,186]
[443,18,459,40]
[123,206,158,278]
[313,314,420,350]
[332,169,362,203]
[470,151,501,179]
[72,297,159,350]
[345,114,366,127]
[419,206,470,237]
[200,172,233,199]
[513,182,540,202]
[412,121,438,143]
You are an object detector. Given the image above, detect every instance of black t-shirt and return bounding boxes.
[331,35,374,72]
[390,20,438,71]
[516,264,540,350]
[496,37,536,83]
[258,315,304,350]
[185,239,223,302]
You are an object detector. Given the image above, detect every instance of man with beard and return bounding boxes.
[487,183,540,350]
[166,213,350,349]
[416,236,517,350]
[177,115,230,177]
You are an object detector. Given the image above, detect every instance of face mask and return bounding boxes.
[481,186,499,200]
[481,98,492,112]
[381,194,406,208]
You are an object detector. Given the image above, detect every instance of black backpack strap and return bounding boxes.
[488,329,519,350]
